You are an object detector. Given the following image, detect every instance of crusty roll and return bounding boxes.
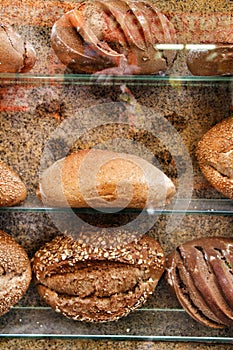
[0,23,36,73]
[32,234,165,322]
[38,149,176,208]
[0,230,31,317]
[196,117,233,199]
[0,160,27,206]
[165,237,233,329]
[187,28,233,76]
[51,0,177,74]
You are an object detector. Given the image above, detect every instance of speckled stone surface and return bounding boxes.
[0,0,233,348]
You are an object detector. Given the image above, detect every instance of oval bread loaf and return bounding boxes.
[32,234,165,322]
[0,23,36,73]
[0,160,27,206]
[0,229,32,317]
[38,149,176,209]
[196,117,233,199]
[165,237,233,328]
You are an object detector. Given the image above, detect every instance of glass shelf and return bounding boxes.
[0,73,232,86]
[1,196,232,215]
[0,307,232,342]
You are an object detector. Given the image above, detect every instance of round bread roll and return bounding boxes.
[0,160,27,206]
[51,0,177,75]
[32,234,165,322]
[196,117,233,199]
[0,229,31,317]
[0,23,36,73]
[165,237,233,329]
[187,28,233,76]
[38,149,176,209]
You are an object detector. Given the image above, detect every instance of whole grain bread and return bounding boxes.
[0,160,27,206]
[32,234,165,322]
[0,230,32,316]
[38,148,176,209]
[196,117,233,199]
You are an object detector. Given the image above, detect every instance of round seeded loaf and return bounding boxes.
[0,230,32,317]
[32,234,165,322]
[0,160,27,206]
[196,117,233,199]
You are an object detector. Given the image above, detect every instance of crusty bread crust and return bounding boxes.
[166,237,233,329]
[32,234,165,322]
[0,160,27,206]
[0,23,36,73]
[0,230,31,316]
[38,149,176,209]
[196,117,233,199]
[51,0,177,74]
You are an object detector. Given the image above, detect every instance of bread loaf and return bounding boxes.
[0,160,27,206]
[196,117,233,199]
[32,234,165,322]
[51,0,177,75]
[187,28,233,76]
[0,23,36,73]
[38,149,176,208]
[0,230,31,317]
[165,237,233,328]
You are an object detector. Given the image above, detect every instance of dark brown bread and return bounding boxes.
[38,149,176,209]
[196,117,233,199]
[51,0,177,74]
[32,234,165,322]
[0,160,27,206]
[166,237,233,328]
[0,23,36,73]
[187,28,233,76]
[0,230,31,316]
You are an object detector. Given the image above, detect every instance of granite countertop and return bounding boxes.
[0,339,232,350]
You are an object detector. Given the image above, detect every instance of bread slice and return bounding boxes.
[0,160,27,206]
[38,149,176,209]
[32,234,165,322]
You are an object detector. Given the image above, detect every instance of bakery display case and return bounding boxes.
[0,0,233,344]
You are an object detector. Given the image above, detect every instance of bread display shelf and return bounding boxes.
[0,307,232,342]
[0,73,232,86]
[1,196,233,215]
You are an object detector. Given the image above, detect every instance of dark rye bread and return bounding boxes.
[32,234,165,322]
[0,23,36,73]
[0,160,27,206]
[196,117,233,199]
[165,237,233,329]
[0,230,31,316]
[51,0,177,75]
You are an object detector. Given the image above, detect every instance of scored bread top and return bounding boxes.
[32,234,165,282]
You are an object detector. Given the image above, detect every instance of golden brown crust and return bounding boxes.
[0,230,32,316]
[0,160,27,206]
[196,117,233,199]
[32,234,165,322]
[165,237,233,329]
[0,23,36,73]
[38,149,176,209]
